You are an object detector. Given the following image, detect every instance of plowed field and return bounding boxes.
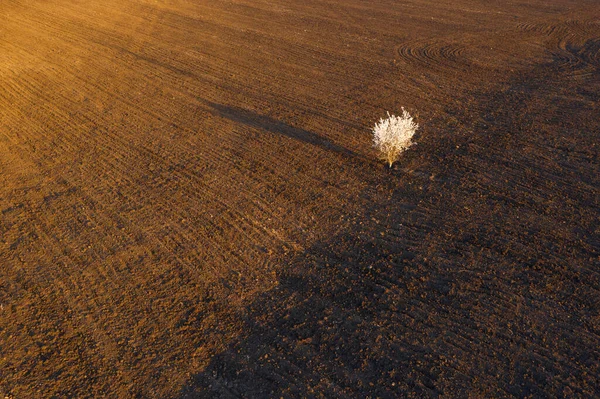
[1,0,599,397]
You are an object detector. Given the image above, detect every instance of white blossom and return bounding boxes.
[372,108,418,167]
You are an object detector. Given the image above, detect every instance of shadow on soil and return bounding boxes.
[179,230,445,398]
[179,43,600,398]
[204,101,363,160]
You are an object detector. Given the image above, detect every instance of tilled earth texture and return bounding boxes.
[1,0,599,397]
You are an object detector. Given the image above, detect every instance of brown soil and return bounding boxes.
[1,0,599,397]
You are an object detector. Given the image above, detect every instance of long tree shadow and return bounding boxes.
[204,101,364,161]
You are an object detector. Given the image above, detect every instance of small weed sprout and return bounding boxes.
[372,108,418,167]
